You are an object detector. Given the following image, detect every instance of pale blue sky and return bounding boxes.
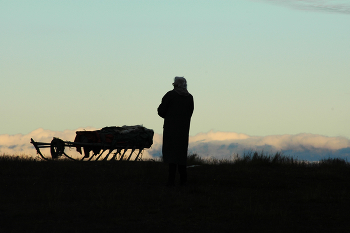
[1,0,350,138]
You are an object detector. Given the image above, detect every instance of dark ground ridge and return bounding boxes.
[0,153,350,233]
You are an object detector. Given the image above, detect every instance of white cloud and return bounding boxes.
[0,127,96,158]
[130,131,350,161]
[257,0,350,14]
[189,131,250,143]
[1,128,350,161]
[246,134,350,150]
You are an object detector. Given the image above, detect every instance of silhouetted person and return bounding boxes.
[157,77,194,186]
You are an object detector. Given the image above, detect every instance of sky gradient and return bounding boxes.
[1,1,350,153]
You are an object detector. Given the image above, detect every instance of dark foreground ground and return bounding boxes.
[1,154,350,233]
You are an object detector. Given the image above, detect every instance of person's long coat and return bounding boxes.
[157,90,194,165]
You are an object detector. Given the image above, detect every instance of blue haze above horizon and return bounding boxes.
[1,0,350,140]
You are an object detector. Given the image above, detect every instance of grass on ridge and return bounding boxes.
[0,152,350,232]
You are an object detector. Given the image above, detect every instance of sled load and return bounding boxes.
[30,125,154,161]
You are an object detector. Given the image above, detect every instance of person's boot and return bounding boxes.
[167,163,176,186]
[179,165,187,186]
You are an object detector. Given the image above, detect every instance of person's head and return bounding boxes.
[173,76,187,89]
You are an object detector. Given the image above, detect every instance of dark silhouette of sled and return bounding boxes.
[30,126,154,161]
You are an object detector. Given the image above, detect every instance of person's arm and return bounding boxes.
[157,92,171,118]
